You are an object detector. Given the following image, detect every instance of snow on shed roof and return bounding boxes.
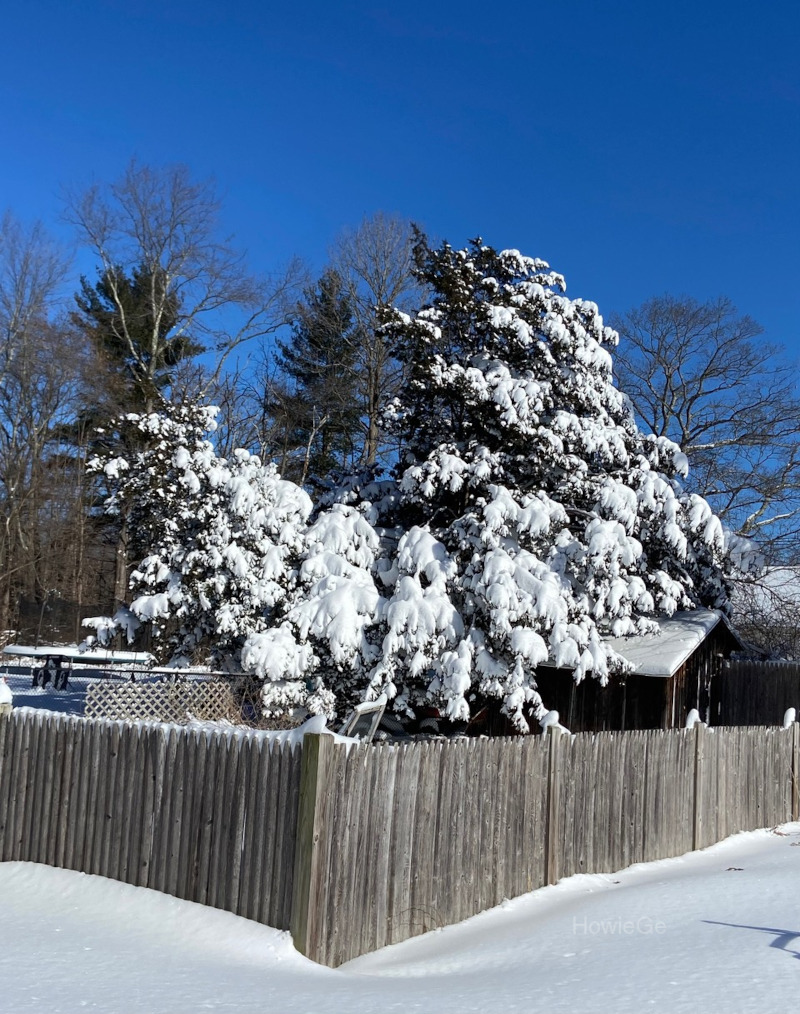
[605,609,726,677]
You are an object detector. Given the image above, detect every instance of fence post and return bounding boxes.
[290,732,331,962]
[793,722,799,823]
[692,723,705,850]
[0,711,8,857]
[544,727,561,885]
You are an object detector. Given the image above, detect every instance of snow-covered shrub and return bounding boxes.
[87,404,312,675]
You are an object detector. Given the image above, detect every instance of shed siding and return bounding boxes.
[532,624,740,732]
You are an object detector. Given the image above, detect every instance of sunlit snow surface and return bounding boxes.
[604,608,726,676]
[1,826,799,1013]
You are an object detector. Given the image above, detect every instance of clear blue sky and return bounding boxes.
[2,0,799,353]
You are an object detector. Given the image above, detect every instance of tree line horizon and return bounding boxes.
[1,159,798,662]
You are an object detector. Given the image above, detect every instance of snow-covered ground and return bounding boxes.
[1,666,94,715]
[1,825,798,1013]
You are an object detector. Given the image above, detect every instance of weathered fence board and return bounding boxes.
[291,724,798,966]
[0,712,299,933]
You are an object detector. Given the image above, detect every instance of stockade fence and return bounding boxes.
[0,711,797,966]
[713,659,800,727]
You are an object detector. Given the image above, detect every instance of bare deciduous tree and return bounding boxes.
[65,160,303,411]
[331,212,421,464]
[65,161,303,605]
[0,213,68,383]
[732,567,800,658]
[0,213,98,635]
[612,294,800,656]
[612,295,800,555]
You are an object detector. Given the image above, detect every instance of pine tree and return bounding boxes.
[253,237,742,731]
[72,262,199,416]
[72,263,207,608]
[242,500,383,717]
[356,236,741,728]
[85,404,314,677]
[271,268,362,486]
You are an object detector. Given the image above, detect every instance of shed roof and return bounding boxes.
[606,609,731,677]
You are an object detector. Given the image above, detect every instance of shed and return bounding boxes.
[532,610,744,732]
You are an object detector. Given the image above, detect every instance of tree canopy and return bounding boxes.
[270,268,362,485]
[73,262,198,415]
[241,238,742,728]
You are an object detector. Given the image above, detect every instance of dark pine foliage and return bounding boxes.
[72,262,200,417]
[272,268,363,487]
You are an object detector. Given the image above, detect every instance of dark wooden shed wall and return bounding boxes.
[532,621,741,732]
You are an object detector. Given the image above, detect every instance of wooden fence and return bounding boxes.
[0,710,798,967]
[0,713,301,929]
[291,724,799,965]
[712,660,800,726]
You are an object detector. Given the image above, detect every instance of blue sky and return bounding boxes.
[2,0,799,353]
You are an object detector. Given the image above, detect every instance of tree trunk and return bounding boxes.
[114,513,130,608]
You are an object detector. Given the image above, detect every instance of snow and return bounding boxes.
[604,609,728,677]
[84,241,748,730]
[1,668,106,715]
[539,709,569,733]
[183,714,359,751]
[1,825,799,1012]
[1,644,153,664]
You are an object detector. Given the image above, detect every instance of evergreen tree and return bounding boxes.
[244,237,746,730]
[85,404,316,678]
[368,237,741,726]
[72,263,204,607]
[271,268,362,485]
[72,262,199,416]
[242,500,382,717]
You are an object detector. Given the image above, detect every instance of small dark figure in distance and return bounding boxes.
[32,660,50,689]
[50,657,67,691]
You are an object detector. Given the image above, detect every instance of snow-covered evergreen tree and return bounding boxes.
[254,237,739,731]
[366,237,738,728]
[242,501,385,716]
[89,238,744,734]
[86,404,312,672]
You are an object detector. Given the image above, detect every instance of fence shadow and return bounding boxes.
[702,920,800,959]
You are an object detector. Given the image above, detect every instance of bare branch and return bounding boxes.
[64,160,303,410]
[612,294,800,560]
[330,212,422,464]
